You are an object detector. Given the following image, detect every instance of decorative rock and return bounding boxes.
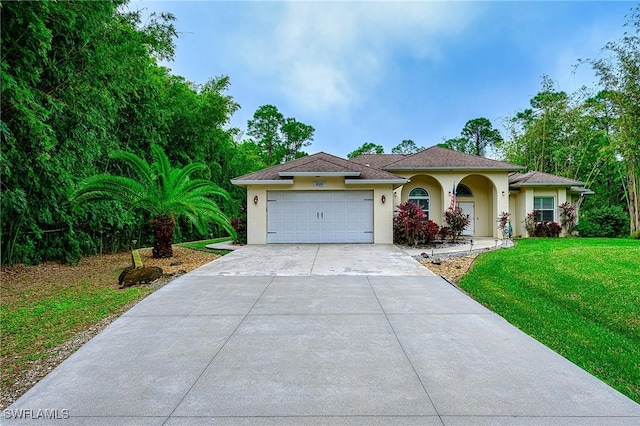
[119,266,163,288]
[169,261,182,266]
[421,252,429,258]
[431,258,441,265]
[118,267,133,286]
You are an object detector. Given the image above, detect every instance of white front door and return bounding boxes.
[267,191,374,243]
[457,202,475,235]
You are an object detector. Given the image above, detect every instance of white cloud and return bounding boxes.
[233,2,482,114]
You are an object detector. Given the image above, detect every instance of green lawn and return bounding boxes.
[459,238,640,403]
[178,237,232,253]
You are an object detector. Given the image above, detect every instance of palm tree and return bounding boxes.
[71,145,235,258]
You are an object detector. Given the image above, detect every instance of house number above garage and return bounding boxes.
[313,181,327,188]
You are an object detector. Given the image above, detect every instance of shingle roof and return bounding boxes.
[353,146,524,171]
[349,154,408,168]
[231,152,407,185]
[390,146,525,170]
[508,171,585,187]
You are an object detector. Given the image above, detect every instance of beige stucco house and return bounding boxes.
[231,146,592,244]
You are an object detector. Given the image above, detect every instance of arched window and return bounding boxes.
[456,184,473,197]
[408,188,430,219]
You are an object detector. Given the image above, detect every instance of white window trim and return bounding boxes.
[534,197,555,222]
[408,187,430,220]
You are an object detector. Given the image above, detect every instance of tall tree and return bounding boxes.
[439,118,502,156]
[347,142,384,159]
[281,118,315,162]
[391,139,424,154]
[246,105,285,166]
[461,118,503,157]
[583,5,640,234]
[246,105,314,165]
[71,145,235,258]
[499,78,625,215]
[501,76,580,173]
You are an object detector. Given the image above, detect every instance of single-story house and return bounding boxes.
[231,146,592,244]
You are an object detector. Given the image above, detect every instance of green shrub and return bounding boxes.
[576,206,629,237]
[231,218,247,244]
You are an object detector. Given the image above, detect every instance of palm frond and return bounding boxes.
[71,145,235,239]
[109,150,154,185]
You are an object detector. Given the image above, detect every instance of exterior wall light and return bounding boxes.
[381,195,386,204]
[502,191,505,196]
[253,195,259,204]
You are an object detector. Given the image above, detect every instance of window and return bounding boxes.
[534,197,555,222]
[408,188,430,219]
[456,184,473,197]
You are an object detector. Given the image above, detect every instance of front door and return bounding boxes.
[457,202,475,235]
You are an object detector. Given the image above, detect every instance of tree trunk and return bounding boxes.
[628,162,639,234]
[152,215,175,258]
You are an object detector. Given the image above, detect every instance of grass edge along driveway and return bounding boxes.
[459,238,640,404]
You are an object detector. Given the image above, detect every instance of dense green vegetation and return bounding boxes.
[460,238,640,403]
[0,1,312,265]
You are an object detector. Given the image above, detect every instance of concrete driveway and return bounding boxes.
[7,245,640,425]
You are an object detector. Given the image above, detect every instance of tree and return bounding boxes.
[438,137,469,153]
[391,139,424,154]
[439,118,502,156]
[583,5,640,234]
[461,118,503,157]
[281,118,315,162]
[247,105,285,166]
[499,77,623,216]
[501,77,575,173]
[246,105,314,165]
[0,0,179,264]
[347,142,384,159]
[71,145,235,258]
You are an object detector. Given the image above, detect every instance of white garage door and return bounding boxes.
[267,191,374,243]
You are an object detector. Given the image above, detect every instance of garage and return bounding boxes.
[267,191,374,243]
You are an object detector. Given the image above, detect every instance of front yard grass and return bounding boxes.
[178,236,232,253]
[459,238,640,403]
[0,245,221,408]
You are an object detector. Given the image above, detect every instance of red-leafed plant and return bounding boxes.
[393,201,439,246]
[534,221,562,237]
[443,207,470,243]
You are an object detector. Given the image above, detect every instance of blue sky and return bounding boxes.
[136,1,634,158]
